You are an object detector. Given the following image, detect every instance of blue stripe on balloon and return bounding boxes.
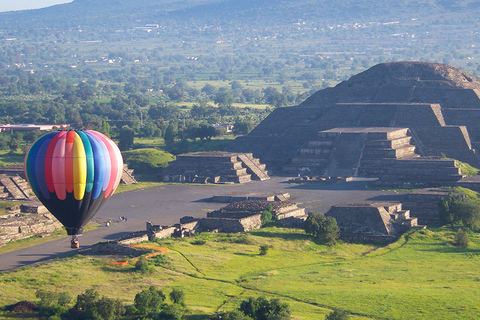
[33,132,57,200]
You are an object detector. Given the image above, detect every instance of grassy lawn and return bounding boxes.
[0,151,24,167]
[1,227,479,319]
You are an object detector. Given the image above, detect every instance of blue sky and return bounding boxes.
[0,0,72,12]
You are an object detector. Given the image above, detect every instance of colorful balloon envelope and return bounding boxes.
[24,130,123,236]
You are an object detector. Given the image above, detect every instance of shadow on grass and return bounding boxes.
[101,265,135,273]
[416,243,480,254]
[0,313,38,319]
[250,230,311,241]
[234,252,258,257]
[184,315,212,320]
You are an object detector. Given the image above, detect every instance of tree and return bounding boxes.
[74,288,125,320]
[438,193,480,230]
[304,212,340,244]
[214,90,235,108]
[134,286,166,314]
[118,126,135,151]
[325,309,350,320]
[169,288,186,306]
[100,121,111,138]
[239,296,291,320]
[164,123,178,145]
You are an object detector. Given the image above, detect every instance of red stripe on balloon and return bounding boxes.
[45,131,65,193]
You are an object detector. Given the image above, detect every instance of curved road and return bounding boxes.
[0,177,407,271]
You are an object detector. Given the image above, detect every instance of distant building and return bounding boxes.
[212,123,234,132]
[0,124,70,133]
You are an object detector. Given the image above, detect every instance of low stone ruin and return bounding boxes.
[209,192,290,203]
[325,202,421,243]
[0,203,63,246]
[162,151,269,184]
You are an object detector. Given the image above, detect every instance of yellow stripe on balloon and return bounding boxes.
[73,132,87,200]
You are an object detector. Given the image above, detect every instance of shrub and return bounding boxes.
[453,229,469,248]
[239,296,291,320]
[325,309,350,320]
[169,288,186,307]
[135,257,154,274]
[261,205,274,226]
[259,245,270,256]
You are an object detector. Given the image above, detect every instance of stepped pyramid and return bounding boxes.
[226,62,480,177]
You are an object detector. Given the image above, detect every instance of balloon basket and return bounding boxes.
[70,236,80,249]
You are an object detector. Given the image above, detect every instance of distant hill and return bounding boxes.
[2,0,480,33]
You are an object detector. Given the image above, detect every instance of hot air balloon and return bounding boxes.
[24,130,123,248]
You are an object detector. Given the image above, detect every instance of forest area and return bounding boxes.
[0,0,480,158]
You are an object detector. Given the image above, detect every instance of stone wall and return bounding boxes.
[0,205,63,246]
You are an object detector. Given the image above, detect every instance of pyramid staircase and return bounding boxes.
[0,175,34,200]
[284,127,418,177]
[121,164,138,184]
[237,153,270,181]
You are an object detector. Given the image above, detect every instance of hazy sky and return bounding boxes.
[0,0,72,12]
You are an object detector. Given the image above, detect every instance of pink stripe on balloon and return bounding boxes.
[52,132,67,200]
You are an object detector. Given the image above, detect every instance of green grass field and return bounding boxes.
[1,227,479,319]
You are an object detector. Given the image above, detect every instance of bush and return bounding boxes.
[325,309,350,320]
[239,296,291,320]
[135,257,154,274]
[169,288,186,307]
[454,229,469,248]
[304,212,340,244]
[259,245,270,256]
[261,205,274,226]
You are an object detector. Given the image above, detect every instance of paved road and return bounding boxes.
[0,177,407,271]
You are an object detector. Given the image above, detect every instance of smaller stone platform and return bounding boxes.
[375,157,464,188]
[163,151,269,184]
[325,202,420,243]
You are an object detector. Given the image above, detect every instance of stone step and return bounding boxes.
[363,146,416,159]
[299,148,331,156]
[237,154,270,181]
[365,136,413,149]
[0,178,27,199]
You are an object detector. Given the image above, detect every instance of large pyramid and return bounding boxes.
[226,62,480,176]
